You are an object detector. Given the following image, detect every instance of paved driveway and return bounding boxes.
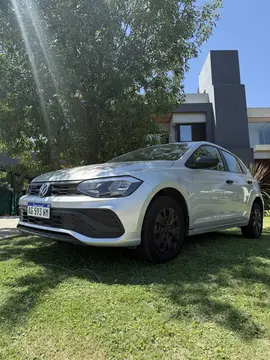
[0,217,19,239]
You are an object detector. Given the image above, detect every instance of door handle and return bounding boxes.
[247,180,253,185]
[226,179,234,185]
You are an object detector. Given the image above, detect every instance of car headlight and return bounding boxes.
[77,176,143,198]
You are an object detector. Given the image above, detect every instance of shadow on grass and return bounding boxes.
[0,229,270,339]
[0,228,20,239]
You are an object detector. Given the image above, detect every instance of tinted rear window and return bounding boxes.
[221,151,243,173]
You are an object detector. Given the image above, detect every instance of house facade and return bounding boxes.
[157,50,270,165]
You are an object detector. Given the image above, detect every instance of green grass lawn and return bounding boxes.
[264,216,270,228]
[0,221,270,360]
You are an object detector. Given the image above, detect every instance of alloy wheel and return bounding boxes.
[252,207,262,234]
[154,207,181,255]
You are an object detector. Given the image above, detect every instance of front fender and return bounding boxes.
[135,181,192,235]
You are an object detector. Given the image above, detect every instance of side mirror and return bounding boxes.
[195,156,219,169]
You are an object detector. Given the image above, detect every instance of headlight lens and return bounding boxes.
[77,176,143,198]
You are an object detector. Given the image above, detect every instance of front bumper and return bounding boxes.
[17,185,152,246]
[19,207,125,239]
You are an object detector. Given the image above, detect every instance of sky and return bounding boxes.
[184,0,270,108]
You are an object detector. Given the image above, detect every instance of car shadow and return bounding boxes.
[0,229,270,339]
[0,228,20,239]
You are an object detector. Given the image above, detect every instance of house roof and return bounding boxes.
[0,153,19,166]
[0,152,69,167]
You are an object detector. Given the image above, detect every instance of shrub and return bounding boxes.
[249,163,270,210]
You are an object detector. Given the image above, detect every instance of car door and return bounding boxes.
[187,145,236,230]
[220,150,252,224]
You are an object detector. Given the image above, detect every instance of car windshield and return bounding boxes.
[109,143,191,162]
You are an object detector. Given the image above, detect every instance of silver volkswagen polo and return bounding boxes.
[18,142,264,263]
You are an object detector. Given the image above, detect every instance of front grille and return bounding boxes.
[20,207,125,238]
[21,211,63,228]
[28,182,81,196]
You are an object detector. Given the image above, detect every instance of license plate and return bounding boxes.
[27,203,50,219]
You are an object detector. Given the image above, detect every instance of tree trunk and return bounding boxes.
[48,140,60,170]
[86,111,98,165]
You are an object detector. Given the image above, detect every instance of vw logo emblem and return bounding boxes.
[39,182,51,197]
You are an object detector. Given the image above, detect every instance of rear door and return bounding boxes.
[220,150,252,224]
[187,145,236,230]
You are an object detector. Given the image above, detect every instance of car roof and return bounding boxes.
[167,141,248,165]
[172,141,239,156]
[135,142,245,163]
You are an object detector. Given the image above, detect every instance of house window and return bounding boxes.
[249,122,270,147]
[179,125,192,141]
[177,123,206,142]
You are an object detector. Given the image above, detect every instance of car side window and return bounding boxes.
[187,145,225,171]
[221,151,243,173]
[238,159,248,174]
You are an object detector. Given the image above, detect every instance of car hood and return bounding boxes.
[32,161,174,182]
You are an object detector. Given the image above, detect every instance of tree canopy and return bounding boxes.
[0,0,222,170]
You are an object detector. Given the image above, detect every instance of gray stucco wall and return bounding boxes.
[213,84,250,149]
[199,50,253,164]
[210,50,241,86]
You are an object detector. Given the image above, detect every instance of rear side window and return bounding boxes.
[221,151,243,173]
[238,159,248,174]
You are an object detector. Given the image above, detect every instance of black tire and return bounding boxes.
[139,196,186,263]
[241,202,263,239]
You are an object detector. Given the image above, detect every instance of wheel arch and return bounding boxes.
[253,196,264,213]
[140,187,190,236]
